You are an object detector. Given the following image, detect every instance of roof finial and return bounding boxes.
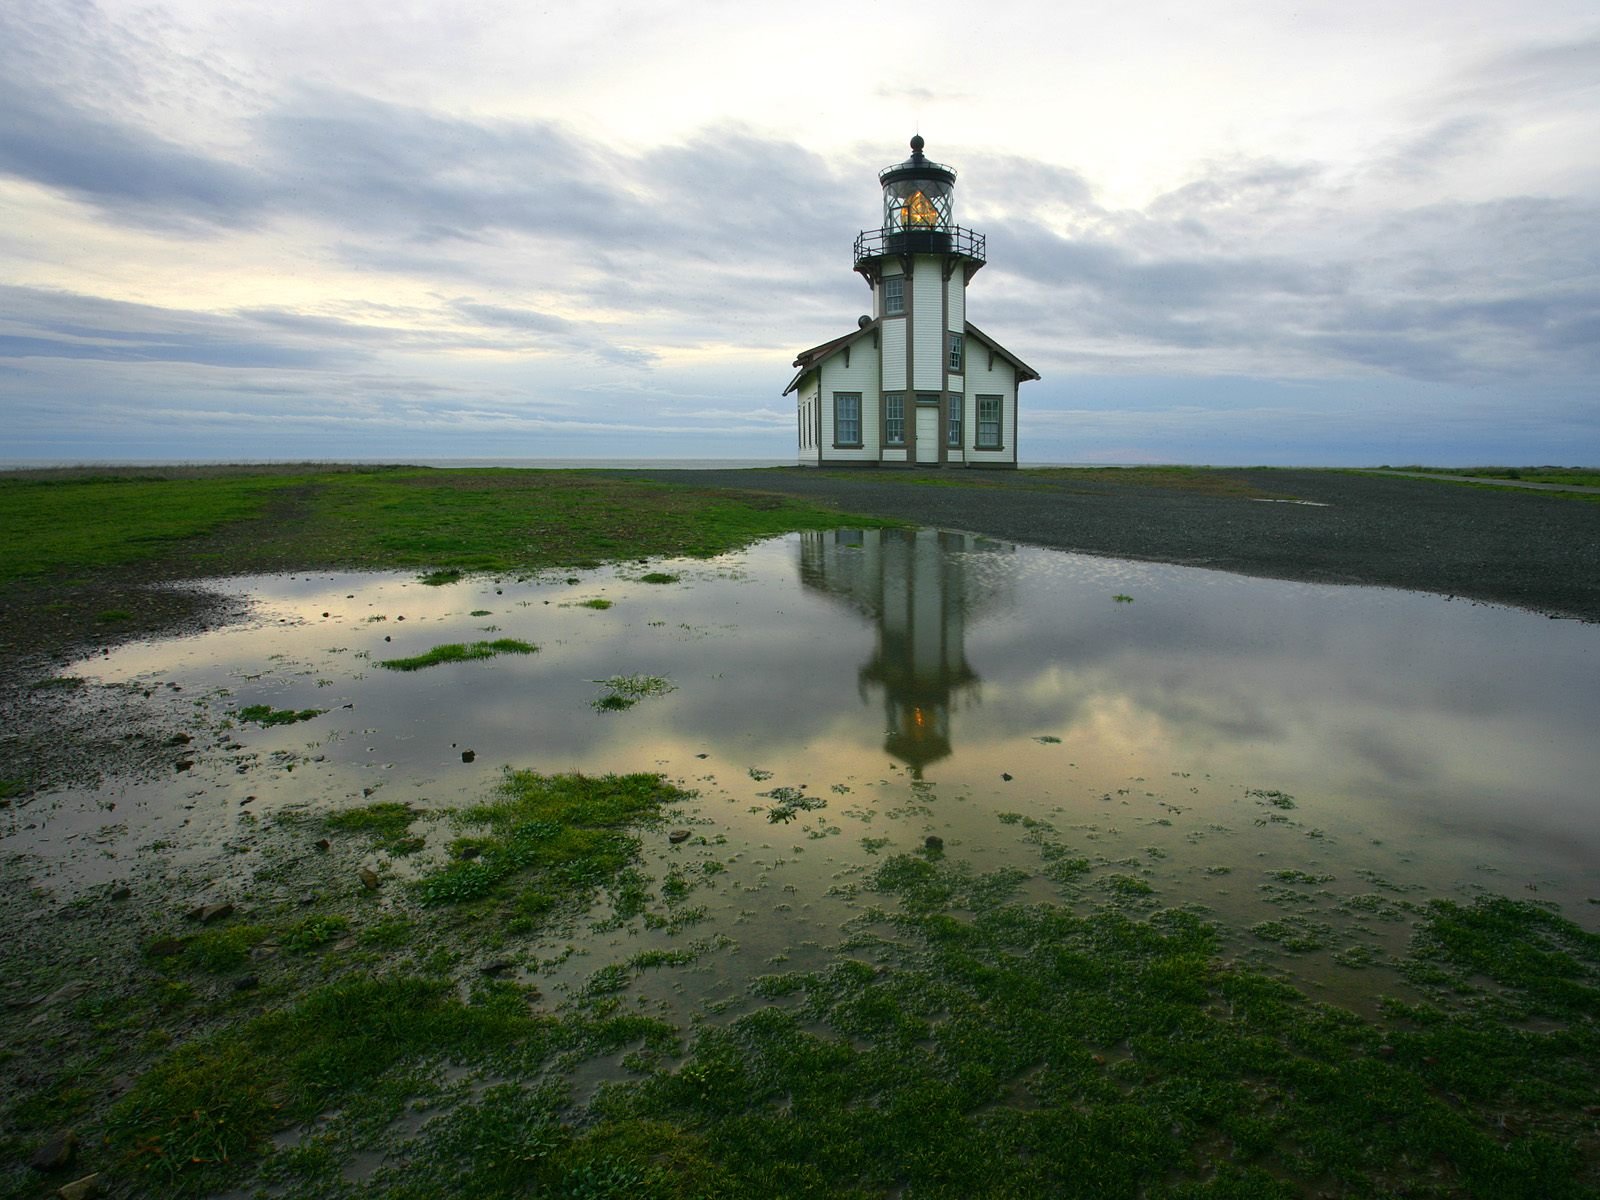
[909,133,925,160]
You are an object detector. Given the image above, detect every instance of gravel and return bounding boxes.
[604,467,1600,623]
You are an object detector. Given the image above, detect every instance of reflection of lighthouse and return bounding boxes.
[800,528,1013,776]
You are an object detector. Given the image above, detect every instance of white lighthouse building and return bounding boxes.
[786,136,1038,468]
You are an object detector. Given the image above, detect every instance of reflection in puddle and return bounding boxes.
[7,528,1599,1011]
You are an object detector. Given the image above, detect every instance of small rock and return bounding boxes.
[480,960,514,976]
[166,733,192,746]
[187,902,234,924]
[314,838,331,852]
[384,635,391,642]
[1001,772,1013,781]
[174,759,194,772]
[668,829,691,844]
[300,891,318,905]
[458,846,481,860]
[56,1173,100,1200]
[924,835,944,852]
[233,974,259,991]
[109,886,131,902]
[461,750,475,763]
[28,1129,76,1171]
[146,938,187,958]
[359,868,380,890]
[695,752,709,759]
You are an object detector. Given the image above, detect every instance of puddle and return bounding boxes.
[7,528,1598,1015]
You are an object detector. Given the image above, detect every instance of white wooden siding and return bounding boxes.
[961,337,1017,466]
[819,346,881,463]
[912,262,943,390]
[946,274,965,331]
[797,375,820,464]
[881,318,907,391]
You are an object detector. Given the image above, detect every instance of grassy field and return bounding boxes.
[2,465,1598,1198]
[0,465,900,588]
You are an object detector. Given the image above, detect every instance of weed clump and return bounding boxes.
[378,639,537,671]
[590,674,675,712]
[236,705,325,726]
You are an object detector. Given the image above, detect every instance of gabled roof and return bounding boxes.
[964,321,1041,382]
[782,316,1040,395]
[783,319,880,396]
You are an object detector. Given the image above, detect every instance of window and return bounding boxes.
[884,392,905,445]
[947,331,964,372]
[976,395,1002,449]
[834,392,862,447]
[947,398,962,448]
[883,276,905,316]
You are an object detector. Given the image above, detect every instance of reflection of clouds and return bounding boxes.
[68,533,1600,872]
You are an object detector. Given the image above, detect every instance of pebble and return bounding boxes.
[28,1129,76,1171]
[187,902,234,924]
[56,1173,99,1200]
[461,750,476,763]
[359,868,380,890]
[669,829,691,844]
[924,835,944,852]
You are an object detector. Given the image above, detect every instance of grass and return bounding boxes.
[0,466,899,589]
[235,704,325,726]
[415,770,685,908]
[1386,465,1600,489]
[378,638,537,671]
[8,786,1600,1198]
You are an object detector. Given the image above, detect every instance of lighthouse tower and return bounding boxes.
[786,136,1038,468]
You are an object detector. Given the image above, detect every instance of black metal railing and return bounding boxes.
[853,224,986,266]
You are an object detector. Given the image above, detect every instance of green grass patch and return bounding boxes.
[0,467,899,589]
[418,568,463,585]
[588,862,1600,1198]
[577,597,613,610]
[378,639,537,671]
[414,770,685,909]
[175,925,270,974]
[322,801,423,855]
[235,704,325,726]
[0,471,292,583]
[104,975,541,1194]
[639,572,680,584]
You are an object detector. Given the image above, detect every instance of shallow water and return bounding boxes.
[11,528,1599,1012]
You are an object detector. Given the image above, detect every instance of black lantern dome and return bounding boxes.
[854,136,985,276]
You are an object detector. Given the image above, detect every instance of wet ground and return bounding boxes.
[9,528,1597,1024]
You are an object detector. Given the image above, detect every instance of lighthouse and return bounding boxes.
[786,136,1039,468]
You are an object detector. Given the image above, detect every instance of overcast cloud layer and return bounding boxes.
[2,0,1597,465]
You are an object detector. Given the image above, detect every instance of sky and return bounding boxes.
[1,0,1597,466]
